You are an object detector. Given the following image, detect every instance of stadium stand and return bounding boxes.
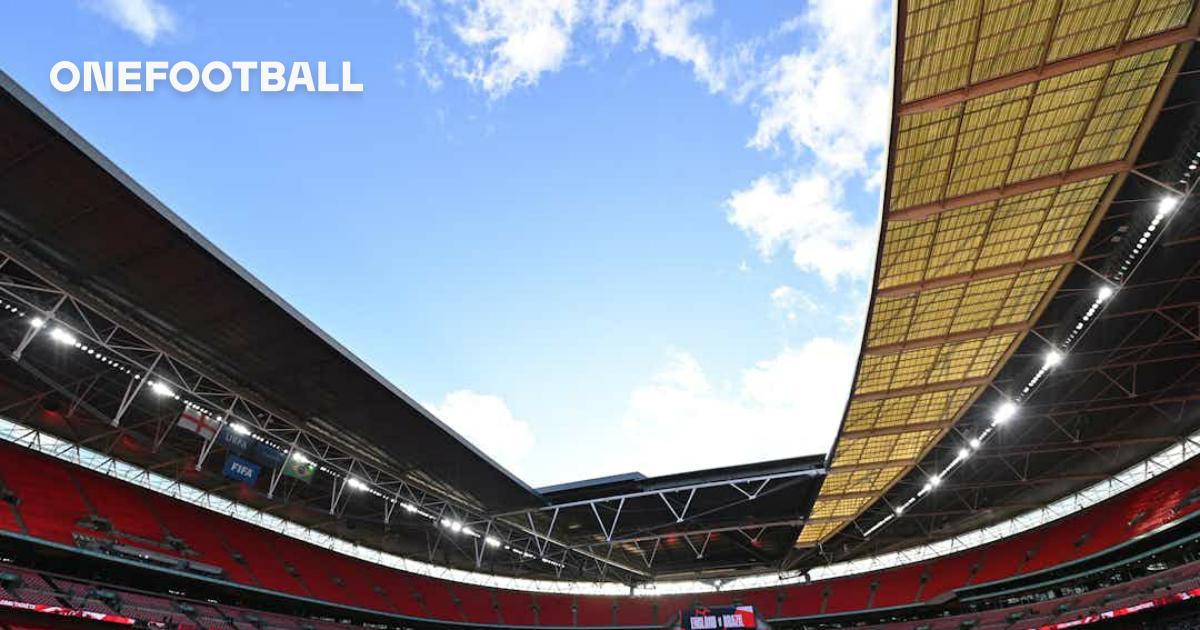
[2,0,1200,628]
[4,438,1200,626]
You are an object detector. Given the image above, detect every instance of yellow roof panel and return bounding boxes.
[878,177,1109,291]
[810,496,876,520]
[867,266,1062,349]
[854,332,1015,395]
[901,0,1191,104]
[891,47,1170,211]
[830,429,943,469]
[843,387,977,434]
[795,0,1190,548]
[820,466,907,496]
[797,521,842,544]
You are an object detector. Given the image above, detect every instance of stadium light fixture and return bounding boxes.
[485,536,502,548]
[929,474,941,487]
[29,316,44,329]
[149,381,174,397]
[992,401,1017,425]
[49,327,77,345]
[866,174,1190,546]
[346,477,367,491]
[401,502,418,513]
[229,422,252,436]
[1043,350,1063,368]
[291,451,311,464]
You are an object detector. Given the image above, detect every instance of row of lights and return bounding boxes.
[9,304,544,566]
[863,194,1183,538]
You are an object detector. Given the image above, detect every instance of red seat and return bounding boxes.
[0,444,88,544]
[576,595,614,626]
[495,588,538,626]
[536,592,574,626]
[872,562,927,608]
[139,492,254,585]
[454,583,498,624]
[73,469,165,542]
[776,583,821,618]
[270,536,346,603]
[922,549,981,600]
[613,595,655,626]
[1024,515,1092,573]
[0,501,21,534]
[972,536,1033,585]
[411,576,462,621]
[824,574,872,613]
[727,587,780,619]
[211,518,303,595]
[362,564,423,616]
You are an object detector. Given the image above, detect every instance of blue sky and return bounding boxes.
[0,0,891,487]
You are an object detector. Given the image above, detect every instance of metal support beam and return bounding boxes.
[889,160,1131,222]
[573,518,808,548]
[591,498,625,542]
[864,321,1033,356]
[10,295,63,361]
[112,353,161,426]
[877,253,1076,298]
[898,25,1200,116]
[840,420,953,439]
[852,376,991,403]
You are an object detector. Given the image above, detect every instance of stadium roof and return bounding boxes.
[0,70,543,515]
[0,71,830,581]
[793,0,1200,553]
[1,0,1199,585]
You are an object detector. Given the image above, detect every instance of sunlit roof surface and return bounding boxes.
[796,0,1196,547]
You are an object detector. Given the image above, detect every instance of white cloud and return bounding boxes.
[602,0,727,93]
[429,389,536,477]
[451,0,583,97]
[727,171,878,287]
[400,0,583,98]
[748,0,891,176]
[82,0,177,46]
[770,285,818,322]
[620,340,855,476]
[400,0,731,98]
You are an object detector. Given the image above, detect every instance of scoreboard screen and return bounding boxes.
[681,606,756,630]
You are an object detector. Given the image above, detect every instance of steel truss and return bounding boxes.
[0,245,646,581]
[490,467,822,573]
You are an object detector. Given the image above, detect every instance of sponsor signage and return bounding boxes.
[217,425,254,453]
[222,453,261,485]
[683,606,756,630]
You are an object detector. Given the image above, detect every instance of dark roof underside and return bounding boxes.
[0,71,539,513]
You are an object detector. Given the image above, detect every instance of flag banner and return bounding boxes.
[252,441,287,468]
[222,453,261,485]
[282,456,316,483]
[217,425,254,453]
[176,409,221,441]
